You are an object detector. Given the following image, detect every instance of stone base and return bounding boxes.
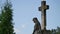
[41,30,50,34]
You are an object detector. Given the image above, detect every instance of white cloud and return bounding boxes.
[21,24,26,28]
[14,28,21,33]
[14,24,27,34]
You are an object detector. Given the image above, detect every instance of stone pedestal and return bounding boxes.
[41,30,50,34]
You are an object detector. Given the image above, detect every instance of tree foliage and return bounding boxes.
[51,27,60,34]
[0,0,15,34]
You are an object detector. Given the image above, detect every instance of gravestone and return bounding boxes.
[32,0,50,34]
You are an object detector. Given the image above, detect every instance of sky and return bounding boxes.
[0,0,60,34]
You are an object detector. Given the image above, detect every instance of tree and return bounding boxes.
[0,0,15,34]
[51,27,60,34]
[56,27,60,34]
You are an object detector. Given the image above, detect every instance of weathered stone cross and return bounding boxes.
[38,0,49,30]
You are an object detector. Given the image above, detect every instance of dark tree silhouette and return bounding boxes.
[50,27,60,34]
[0,0,15,34]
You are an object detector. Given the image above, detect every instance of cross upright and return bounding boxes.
[38,0,49,30]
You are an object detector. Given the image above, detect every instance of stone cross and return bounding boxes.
[38,1,49,30]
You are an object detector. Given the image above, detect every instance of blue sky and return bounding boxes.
[0,0,60,34]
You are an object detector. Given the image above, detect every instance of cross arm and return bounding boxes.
[38,1,49,11]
